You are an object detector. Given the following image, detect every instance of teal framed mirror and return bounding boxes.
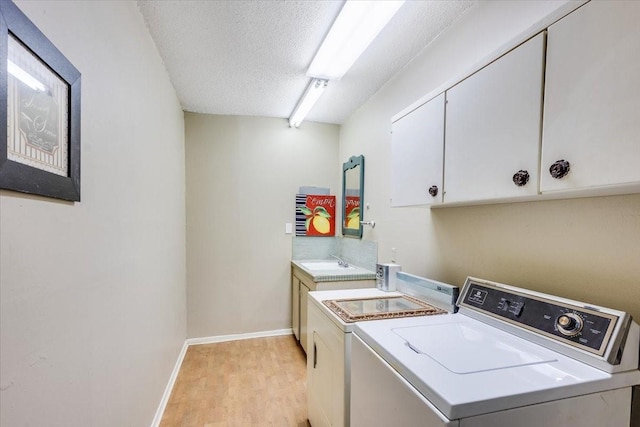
[342,155,364,238]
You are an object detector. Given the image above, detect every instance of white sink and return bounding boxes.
[300,261,356,271]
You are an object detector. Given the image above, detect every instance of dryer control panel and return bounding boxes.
[458,278,626,361]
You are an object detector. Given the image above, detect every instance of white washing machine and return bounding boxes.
[351,276,640,426]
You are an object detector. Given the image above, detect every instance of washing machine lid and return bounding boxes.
[354,314,640,420]
[393,322,557,374]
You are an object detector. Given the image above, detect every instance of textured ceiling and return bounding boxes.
[137,0,476,125]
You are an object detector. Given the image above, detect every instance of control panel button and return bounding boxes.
[509,301,524,317]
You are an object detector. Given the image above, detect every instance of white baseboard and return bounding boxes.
[186,328,293,346]
[150,340,189,427]
[150,328,293,426]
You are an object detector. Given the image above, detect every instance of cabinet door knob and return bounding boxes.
[512,170,530,187]
[428,185,438,197]
[549,160,570,179]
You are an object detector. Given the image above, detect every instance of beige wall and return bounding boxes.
[0,2,186,426]
[341,0,640,319]
[185,114,339,338]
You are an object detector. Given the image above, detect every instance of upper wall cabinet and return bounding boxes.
[391,93,445,207]
[443,32,546,204]
[541,1,640,193]
[390,1,639,208]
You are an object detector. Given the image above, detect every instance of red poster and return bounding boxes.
[344,196,360,229]
[298,195,336,236]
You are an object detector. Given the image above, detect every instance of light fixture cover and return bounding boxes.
[307,0,405,80]
[289,78,328,128]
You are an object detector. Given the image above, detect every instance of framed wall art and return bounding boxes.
[0,0,81,201]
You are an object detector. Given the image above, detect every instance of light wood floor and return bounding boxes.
[160,334,309,427]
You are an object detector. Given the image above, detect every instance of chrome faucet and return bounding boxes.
[330,254,349,268]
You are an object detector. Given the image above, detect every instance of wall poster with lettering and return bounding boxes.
[344,195,360,230]
[296,195,336,236]
[0,0,81,201]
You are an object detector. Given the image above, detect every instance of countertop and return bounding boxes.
[291,260,376,282]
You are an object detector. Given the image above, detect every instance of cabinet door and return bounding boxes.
[307,301,346,427]
[391,93,445,206]
[541,1,640,192]
[309,332,333,427]
[299,283,309,354]
[292,276,300,340]
[444,32,545,203]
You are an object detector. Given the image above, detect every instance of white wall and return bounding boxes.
[185,114,340,338]
[0,2,186,426]
[341,1,640,319]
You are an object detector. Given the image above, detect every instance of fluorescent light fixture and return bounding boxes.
[307,0,405,80]
[289,78,328,128]
[7,60,46,91]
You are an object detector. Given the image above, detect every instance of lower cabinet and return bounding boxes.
[299,282,310,353]
[292,276,300,340]
[291,264,374,355]
[307,300,348,427]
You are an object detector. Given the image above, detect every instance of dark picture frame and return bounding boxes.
[0,0,81,202]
